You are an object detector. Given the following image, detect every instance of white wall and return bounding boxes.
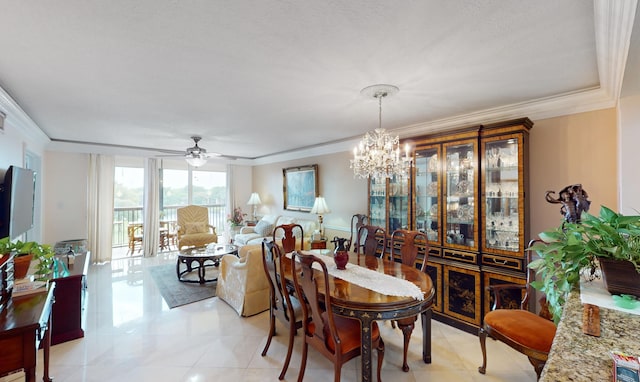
[42,151,89,245]
[619,94,640,215]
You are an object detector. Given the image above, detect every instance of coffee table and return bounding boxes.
[176,244,238,284]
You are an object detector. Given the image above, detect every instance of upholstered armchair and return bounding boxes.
[216,244,270,317]
[176,205,218,250]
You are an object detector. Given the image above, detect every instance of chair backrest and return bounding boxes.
[273,223,304,253]
[524,239,550,315]
[356,225,386,257]
[291,251,341,354]
[390,229,429,271]
[262,240,295,322]
[349,214,369,251]
[177,205,210,233]
[128,224,143,240]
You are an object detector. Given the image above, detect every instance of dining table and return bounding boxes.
[285,249,435,382]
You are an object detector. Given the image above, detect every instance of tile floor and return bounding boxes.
[21,252,537,382]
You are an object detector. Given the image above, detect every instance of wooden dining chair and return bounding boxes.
[389,229,429,372]
[273,223,304,253]
[260,240,303,380]
[478,240,556,379]
[291,251,385,382]
[355,224,386,258]
[348,214,368,251]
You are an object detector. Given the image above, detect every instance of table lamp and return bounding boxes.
[310,196,331,239]
[247,192,262,221]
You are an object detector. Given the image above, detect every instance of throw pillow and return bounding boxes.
[254,219,274,236]
[185,222,206,234]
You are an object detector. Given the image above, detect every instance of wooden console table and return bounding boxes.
[0,284,55,382]
[51,251,90,345]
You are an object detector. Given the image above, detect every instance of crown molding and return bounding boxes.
[0,86,50,146]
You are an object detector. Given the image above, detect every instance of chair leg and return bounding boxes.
[261,309,276,357]
[394,316,416,372]
[478,326,488,374]
[334,363,341,382]
[278,320,296,380]
[528,356,546,380]
[396,320,414,372]
[297,342,308,382]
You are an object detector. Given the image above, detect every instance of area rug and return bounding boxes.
[147,263,217,308]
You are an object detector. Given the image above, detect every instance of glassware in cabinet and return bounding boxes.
[368,177,387,229]
[414,146,441,245]
[388,174,410,231]
[443,140,478,250]
[482,134,524,255]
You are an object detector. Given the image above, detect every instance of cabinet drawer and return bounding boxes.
[428,246,442,258]
[443,249,477,264]
[482,254,523,271]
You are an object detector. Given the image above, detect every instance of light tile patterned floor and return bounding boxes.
[21,252,537,381]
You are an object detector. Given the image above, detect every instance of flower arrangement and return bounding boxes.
[227,207,246,227]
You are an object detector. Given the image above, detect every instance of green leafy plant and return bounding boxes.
[528,206,640,323]
[0,236,55,280]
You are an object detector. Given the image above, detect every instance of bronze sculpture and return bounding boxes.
[545,184,591,223]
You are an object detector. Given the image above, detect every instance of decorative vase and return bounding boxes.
[599,258,640,298]
[332,237,349,270]
[13,254,33,280]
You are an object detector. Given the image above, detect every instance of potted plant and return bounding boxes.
[528,206,640,323]
[0,237,55,280]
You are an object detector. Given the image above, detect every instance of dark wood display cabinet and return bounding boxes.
[367,118,532,333]
[51,251,90,345]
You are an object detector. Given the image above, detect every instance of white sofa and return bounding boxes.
[233,214,318,250]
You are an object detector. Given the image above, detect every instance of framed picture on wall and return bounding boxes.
[283,164,318,212]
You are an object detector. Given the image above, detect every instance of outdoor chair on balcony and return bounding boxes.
[127,223,143,255]
[176,205,218,250]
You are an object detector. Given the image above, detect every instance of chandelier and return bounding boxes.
[350,84,412,180]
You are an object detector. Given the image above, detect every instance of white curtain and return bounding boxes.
[226,164,237,217]
[88,154,115,263]
[223,164,237,244]
[143,158,160,257]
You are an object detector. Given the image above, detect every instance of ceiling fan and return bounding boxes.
[156,136,241,166]
[183,136,220,167]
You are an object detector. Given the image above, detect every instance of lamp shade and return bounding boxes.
[247,192,262,206]
[310,196,330,215]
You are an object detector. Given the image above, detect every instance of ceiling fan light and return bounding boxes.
[185,155,207,167]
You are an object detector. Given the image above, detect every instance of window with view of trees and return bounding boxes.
[113,161,227,254]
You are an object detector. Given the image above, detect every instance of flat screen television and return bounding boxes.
[0,166,36,239]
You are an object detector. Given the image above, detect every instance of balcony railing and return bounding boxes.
[113,204,227,247]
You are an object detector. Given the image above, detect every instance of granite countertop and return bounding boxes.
[540,290,640,381]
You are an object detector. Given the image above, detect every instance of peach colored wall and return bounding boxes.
[529,108,618,238]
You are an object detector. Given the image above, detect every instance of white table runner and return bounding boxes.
[289,251,425,301]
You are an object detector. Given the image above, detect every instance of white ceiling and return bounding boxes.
[0,0,637,164]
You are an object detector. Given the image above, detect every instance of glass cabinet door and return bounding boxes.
[414,146,440,245]
[482,134,523,254]
[443,140,477,250]
[388,174,409,232]
[368,177,387,229]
